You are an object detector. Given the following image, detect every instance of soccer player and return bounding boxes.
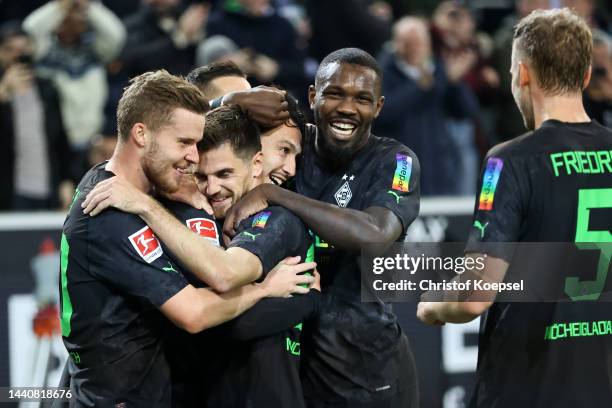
[186,62,304,185]
[186,60,291,128]
[185,60,251,100]
[62,71,314,406]
[417,9,612,407]
[224,48,421,408]
[197,105,321,407]
[83,104,321,407]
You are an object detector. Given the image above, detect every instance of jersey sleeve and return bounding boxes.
[228,206,312,277]
[88,210,189,307]
[214,291,321,341]
[160,199,222,248]
[465,152,525,261]
[363,146,420,232]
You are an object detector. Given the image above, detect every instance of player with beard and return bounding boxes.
[61,70,315,407]
[417,9,612,407]
[224,48,421,408]
[82,104,321,407]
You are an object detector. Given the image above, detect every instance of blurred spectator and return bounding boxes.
[205,0,307,99]
[431,1,500,193]
[0,22,74,210]
[584,29,612,128]
[87,133,117,168]
[306,0,392,62]
[23,0,125,152]
[492,0,550,141]
[375,17,479,196]
[562,0,611,30]
[71,119,118,179]
[431,2,499,104]
[196,35,240,67]
[121,0,208,76]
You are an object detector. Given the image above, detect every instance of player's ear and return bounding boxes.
[251,150,264,179]
[308,85,316,110]
[583,65,592,89]
[518,61,530,88]
[131,123,147,148]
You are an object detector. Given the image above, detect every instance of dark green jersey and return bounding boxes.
[296,126,421,403]
[59,163,189,407]
[466,120,612,407]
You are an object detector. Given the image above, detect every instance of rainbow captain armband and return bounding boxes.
[478,157,504,211]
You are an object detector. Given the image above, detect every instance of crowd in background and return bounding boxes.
[1,0,611,209]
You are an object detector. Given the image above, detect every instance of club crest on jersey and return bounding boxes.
[335,181,352,207]
[392,153,412,192]
[186,218,219,245]
[252,211,272,229]
[478,157,504,211]
[128,226,163,263]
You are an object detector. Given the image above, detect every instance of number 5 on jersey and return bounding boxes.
[566,188,612,301]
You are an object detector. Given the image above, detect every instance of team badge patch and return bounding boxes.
[478,157,504,211]
[252,211,272,229]
[334,181,352,207]
[128,226,163,263]
[186,218,219,245]
[392,153,412,192]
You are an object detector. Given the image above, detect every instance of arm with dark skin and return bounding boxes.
[221,86,290,128]
[223,183,403,253]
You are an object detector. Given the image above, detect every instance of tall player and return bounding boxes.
[417,9,612,407]
[224,48,421,408]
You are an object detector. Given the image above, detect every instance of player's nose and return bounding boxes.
[206,177,221,196]
[185,144,199,164]
[283,157,296,178]
[336,97,357,116]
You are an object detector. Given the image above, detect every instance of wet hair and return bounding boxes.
[199,105,261,160]
[116,70,209,141]
[315,48,382,95]
[513,8,592,95]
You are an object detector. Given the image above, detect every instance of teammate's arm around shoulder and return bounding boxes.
[83,176,264,292]
[160,256,316,333]
[224,148,420,254]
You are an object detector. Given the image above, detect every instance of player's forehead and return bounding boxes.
[317,62,379,95]
[162,107,205,141]
[262,123,302,150]
[198,142,245,174]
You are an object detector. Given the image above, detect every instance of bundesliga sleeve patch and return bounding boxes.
[128,226,163,263]
[186,218,219,245]
[478,157,504,211]
[392,153,412,192]
[252,211,272,229]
